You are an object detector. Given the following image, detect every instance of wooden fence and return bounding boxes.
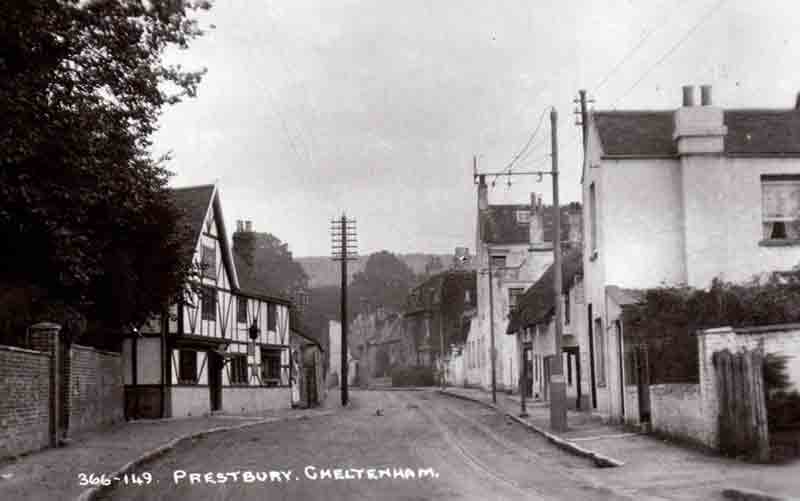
[712,348,770,461]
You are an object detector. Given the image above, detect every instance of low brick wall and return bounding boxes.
[69,345,124,433]
[650,383,707,445]
[0,345,51,458]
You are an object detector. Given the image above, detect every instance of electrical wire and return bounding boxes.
[612,0,729,108]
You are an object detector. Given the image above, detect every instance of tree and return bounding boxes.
[350,251,417,316]
[232,230,309,297]
[0,0,211,346]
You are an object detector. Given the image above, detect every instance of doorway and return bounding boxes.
[523,346,533,398]
[208,352,222,412]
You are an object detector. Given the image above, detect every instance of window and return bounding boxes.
[509,288,525,313]
[490,255,506,269]
[201,243,216,279]
[261,348,282,385]
[237,296,248,324]
[595,318,606,387]
[589,182,598,253]
[230,355,248,384]
[201,286,216,321]
[762,175,800,241]
[178,350,197,384]
[267,303,277,331]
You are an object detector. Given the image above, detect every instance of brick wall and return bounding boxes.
[698,324,800,449]
[69,345,124,433]
[0,345,51,458]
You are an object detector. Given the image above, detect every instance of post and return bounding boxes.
[340,215,349,406]
[439,304,446,389]
[520,332,528,417]
[579,89,589,154]
[488,255,497,404]
[331,213,357,406]
[550,107,568,432]
[30,322,62,447]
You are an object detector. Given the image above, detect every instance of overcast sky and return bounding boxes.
[154,0,800,257]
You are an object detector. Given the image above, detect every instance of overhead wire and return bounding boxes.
[612,0,729,108]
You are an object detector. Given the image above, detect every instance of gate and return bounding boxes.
[633,343,651,424]
[712,348,769,461]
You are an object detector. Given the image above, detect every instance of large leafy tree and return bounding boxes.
[233,230,309,297]
[350,251,417,316]
[0,0,211,347]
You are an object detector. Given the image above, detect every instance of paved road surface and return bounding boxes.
[100,390,634,501]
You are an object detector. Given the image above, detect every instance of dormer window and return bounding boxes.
[516,210,531,223]
[762,175,800,244]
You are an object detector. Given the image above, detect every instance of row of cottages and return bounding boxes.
[471,175,581,392]
[506,249,586,408]
[123,183,302,418]
[510,85,800,424]
[404,269,477,373]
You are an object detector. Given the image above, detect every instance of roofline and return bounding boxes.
[290,328,324,350]
[169,183,216,192]
[234,288,292,306]
[601,153,800,160]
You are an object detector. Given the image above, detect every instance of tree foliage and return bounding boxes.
[0,0,211,346]
[350,251,417,316]
[623,272,800,384]
[233,230,309,297]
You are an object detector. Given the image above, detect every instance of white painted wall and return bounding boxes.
[137,338,162,385]
[170,387,210,418]
[222,387,290,414]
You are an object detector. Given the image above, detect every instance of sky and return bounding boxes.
[153,0,800,257]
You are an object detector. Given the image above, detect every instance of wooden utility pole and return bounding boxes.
[331,214,357,406]
[549,107,567,432]
[488,255,497,403]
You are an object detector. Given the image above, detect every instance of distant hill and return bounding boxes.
[297,253,474,288]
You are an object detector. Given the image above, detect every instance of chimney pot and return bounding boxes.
[700,85,712,106]
[682,85,696,107]
[245,221,252,232]
[795,92,800,110]
[236,220,243,233]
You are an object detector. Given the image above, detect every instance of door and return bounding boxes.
[635,344,651,423]
[565,347,582,409]
[305,365,317,407]
[523,347,533,398]
[208,352,222,412]
[543,356,551,401]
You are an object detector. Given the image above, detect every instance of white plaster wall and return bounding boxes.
[328,321,342,385]
[137,338,162,385]
[603,158,686,289]
[650,383,705,443]
[222,387,290,414]
[170,387,210,418]
[122,339,133,385]
[686,157,800,287]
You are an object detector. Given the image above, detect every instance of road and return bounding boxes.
[100,390,632,501]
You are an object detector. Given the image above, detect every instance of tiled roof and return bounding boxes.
[481,203,580,245]
[169,184,215,244]
[593,109,800,157]
[506,248,583,334]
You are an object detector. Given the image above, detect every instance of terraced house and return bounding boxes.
[581,85,800,423]
[122,183,293,418]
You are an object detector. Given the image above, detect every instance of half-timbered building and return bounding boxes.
[122,183,293,418]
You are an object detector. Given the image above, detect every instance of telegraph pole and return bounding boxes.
[487,256,497,403]
[331,214,357,406]
[549,108,567,432]
[471,106,568,431]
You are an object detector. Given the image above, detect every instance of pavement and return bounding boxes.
[440,386,800,501]
[0,405,334,501]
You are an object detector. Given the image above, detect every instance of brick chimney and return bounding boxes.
[233,219,256,266]
[529,192,548,250]
[673,84,727,155]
